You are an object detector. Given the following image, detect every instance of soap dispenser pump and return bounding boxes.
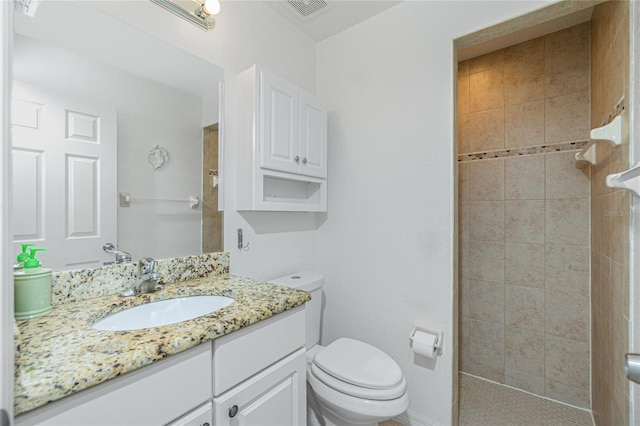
[14,243,35,270]
[14,248,52,320]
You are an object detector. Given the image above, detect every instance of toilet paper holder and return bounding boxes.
[409,324,443,352]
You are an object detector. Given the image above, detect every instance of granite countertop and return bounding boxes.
[14,274,310,416]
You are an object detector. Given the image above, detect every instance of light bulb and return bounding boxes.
[202,0,220,15]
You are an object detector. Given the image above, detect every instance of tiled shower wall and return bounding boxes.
[458,23,592,408]
[590,1,630,425]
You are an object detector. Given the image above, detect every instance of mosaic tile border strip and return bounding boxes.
[458,140,589,162]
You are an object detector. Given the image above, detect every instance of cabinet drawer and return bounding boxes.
[212,306,305,395]
[16,344,212,426]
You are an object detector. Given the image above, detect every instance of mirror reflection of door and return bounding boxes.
[202,124,223,252]
[11,82,117,270]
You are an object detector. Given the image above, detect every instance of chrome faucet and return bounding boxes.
[103,243,132,264]
[120,257,164,297]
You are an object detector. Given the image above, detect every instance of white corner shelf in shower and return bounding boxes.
[575,114,624,165]
[606,162,640,197]
[591,115,623,145]
[575,141,596,165]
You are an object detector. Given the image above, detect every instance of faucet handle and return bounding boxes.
[103,243,131,264]
[138,257,157,273]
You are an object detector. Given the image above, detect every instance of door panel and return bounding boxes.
[11,82,117,270]
[299,92,327,178]
[259,71,299,174]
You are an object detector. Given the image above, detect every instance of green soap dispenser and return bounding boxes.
[14,248,52,320]
[14,243,35,270]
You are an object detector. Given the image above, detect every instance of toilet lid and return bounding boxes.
[312,338,404,389]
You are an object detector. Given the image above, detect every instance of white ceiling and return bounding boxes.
[264,0,402,42]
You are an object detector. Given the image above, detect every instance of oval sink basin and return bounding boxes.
[91,295,234,331]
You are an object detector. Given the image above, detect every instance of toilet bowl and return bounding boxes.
[269,272,410,426]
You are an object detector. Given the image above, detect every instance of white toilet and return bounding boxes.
[270,271,410,426]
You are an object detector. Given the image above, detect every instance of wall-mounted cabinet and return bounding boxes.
[237,65,327,211]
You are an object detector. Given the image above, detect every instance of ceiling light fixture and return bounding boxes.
[150,0,219,31]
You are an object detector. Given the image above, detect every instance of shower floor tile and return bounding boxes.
[459,374,593,426]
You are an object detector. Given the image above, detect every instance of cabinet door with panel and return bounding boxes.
[298,91,327,178]
[213,349,306,426]
[259,70,299,174]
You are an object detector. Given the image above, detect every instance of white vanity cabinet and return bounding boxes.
[15,344,213,426]
[212,307,306,425]
[237,65,327,212]
[15,306,307,426]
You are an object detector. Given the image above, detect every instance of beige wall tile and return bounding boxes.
[505,285,545,333]
[546,290,590,342]
[545,91,590,143]
[602,15,629,117]
[505,100,545,148]
[458,75,470,115]
[458,114,470,154]
[469,280,505,324]
[545,335,590,389]
[610,190,630,264]
[546,198,590,245]
[505,369,545,396]
[469,108,505,152]
[591,64,606,128]
[470,67,505,113]
[459,201,470,242]
[504,37,545,106]
[458,60,470,77]
[458,161,470,202]
[505,328,545,376]
[469,320,505,375]
[545,22,590,98]
[469,240,505,283]
[505,155,545,200]
[545,151,590,199]
[460,318,470,372]
[460,278,470,320]
[459,238,470,280]
[592,193,611,255]
[469,159,504,201]
[469,49,504,74]
[545,379,591,409]
[545,244,590,294]
[505,242,545,288]
[469,201,504,241]
[505,200,545,244]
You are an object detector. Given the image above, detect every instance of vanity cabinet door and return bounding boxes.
[166,401,212,426]
[213,348,306,426]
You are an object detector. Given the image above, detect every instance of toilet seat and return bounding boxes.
[311,363,408,400]
[311,338,407,400]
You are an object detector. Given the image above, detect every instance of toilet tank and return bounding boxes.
[268,271,323,350]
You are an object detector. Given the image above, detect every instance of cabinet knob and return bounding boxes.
[229,405,239,418]
[302,157,307,164]
[294,156,300,163]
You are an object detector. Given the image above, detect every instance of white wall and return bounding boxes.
[87,0,320,280]
[316,1,551,424]
[12,35,204,262]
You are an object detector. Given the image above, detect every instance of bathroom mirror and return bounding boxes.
[11,1,224,271]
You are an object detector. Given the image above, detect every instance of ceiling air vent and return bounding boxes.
[286,0,334,20]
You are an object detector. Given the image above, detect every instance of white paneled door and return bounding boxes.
[11,81,116,270]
